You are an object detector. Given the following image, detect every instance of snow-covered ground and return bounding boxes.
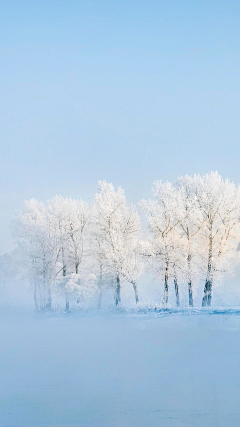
[1,309,240,427]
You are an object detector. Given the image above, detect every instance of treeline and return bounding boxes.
[11,172,240,311]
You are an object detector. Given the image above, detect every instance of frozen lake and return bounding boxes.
[1,309,240,427]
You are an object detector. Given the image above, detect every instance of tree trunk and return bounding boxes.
[75,262,80,305]
[98,263,103,309]
[42,278,47,311]
[163,261,169,306]
[187,254,193,307]
[38,282,44,311]
[33,280,39,312]
[32,261,39,312]
[46,294,52,310]
[75,262,79,274]
[65,298,70,312]
[45,281,52,310]
[174,276,180,307]
[62,246,69,310]
[188,280,193,307]
[115,275,121,305]
[202,232,213,307]
[98,291,102,309]
[202,279,212,307]
[132,281,139,303]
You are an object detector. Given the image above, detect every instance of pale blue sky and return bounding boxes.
[1,0,240,253]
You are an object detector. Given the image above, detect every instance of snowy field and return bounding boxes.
[1,310,240,427]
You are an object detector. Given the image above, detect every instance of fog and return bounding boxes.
[2,271,240,312]
[0,308,240,427]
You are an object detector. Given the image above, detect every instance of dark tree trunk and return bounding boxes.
[174,276,180,307]
[115,275,121,306]
[202,232,213,307]
[62,245,67,276]
[75,262,80,305]
[202,279,212,307]
[187,254,193,307]
[63,265,66,277]
[188,280,193,307]
[132,282,139,304]
[75,262,79,274]
[164,261,169,306]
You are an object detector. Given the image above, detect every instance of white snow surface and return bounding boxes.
[1,309,240,427]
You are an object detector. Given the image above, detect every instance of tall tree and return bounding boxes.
[92,181,143,305]
[189,172,240,306]
[140,181,185,307]
[48,196,90,311]
[14,199,58,311]
[177,176,202,307]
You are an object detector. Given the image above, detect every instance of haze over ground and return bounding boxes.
[1,310,240,427]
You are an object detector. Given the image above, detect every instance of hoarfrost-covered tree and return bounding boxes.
[188,172,240,306]
[11,172,240,310]
[88,224,114,309]
[92,181,143,305]
[140,181,185,307]
[58,272,97,310]
[48,196,90,311]
[14,199,58,311]
[177,176,202,306]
